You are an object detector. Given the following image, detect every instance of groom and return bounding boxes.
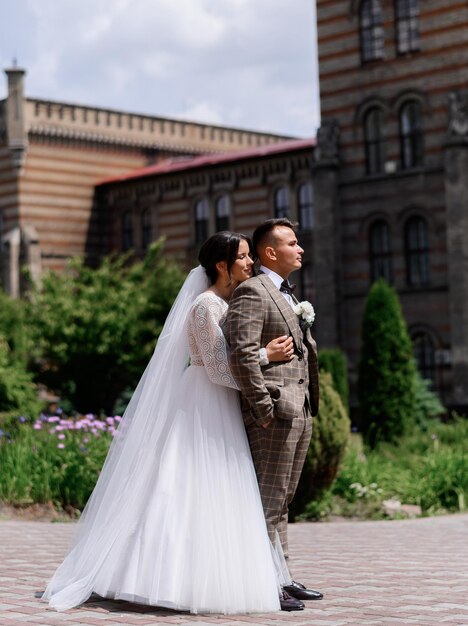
[224,218,322,612]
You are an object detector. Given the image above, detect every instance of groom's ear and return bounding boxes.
[264,245,277,261]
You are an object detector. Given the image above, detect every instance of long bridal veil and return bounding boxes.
[43,266,210,611]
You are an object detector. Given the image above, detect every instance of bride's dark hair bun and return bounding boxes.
[198,231,252,284]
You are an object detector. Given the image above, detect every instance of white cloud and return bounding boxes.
[1,0,320,136]
[178,100,223,126]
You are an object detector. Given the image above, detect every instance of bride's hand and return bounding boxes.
[266,335,294,362]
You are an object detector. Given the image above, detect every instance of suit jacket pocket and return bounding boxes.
[271,384,305,421]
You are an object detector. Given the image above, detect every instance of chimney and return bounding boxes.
[5,65,27,169]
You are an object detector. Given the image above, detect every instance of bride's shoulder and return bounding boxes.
[190,290,225,312]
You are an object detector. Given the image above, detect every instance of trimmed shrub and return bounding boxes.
[358,279,417,448]
[318,348,349,410]
[290,371,350,518]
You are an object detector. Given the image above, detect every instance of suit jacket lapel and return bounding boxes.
[257,274,302,347]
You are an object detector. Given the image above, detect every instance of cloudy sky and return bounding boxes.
[0,0,319,138]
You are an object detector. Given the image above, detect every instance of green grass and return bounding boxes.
[0,414,115,509]
[2,414,467,519]
[302,418,467,520]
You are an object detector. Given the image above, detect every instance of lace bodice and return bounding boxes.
[187,292,239,390]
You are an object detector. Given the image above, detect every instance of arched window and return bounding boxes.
[369,220,393,283]
[194,198,209,245]
[215,195,230,232]
[122,212,133,251]
[400,100,423,169]
[364,108,385,174]
[412,331,436,384]
[300,262,314,303]
[274,186,290,219]
[297,182,314,230]
[395,0,420,54]
[405,216,429,286]
[141,209,152,251]
[360,0,384,62]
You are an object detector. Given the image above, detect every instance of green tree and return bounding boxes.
[0,336,41,417]
[0,290,30,366]
[358,279,417,447]
[27,241,185,413]
[413,371,445,428]
[318,348,349,410]
[0,290,40,418]
[290,371,350,518]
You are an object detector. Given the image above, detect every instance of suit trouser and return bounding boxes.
[246,406,312,561]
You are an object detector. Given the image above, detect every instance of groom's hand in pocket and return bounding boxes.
[261,419,273,429]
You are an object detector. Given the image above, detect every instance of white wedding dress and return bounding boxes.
[43,276,284,614]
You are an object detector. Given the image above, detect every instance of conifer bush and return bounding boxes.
[358,279,417,448]
[318,348,349,410]
[290,371,350,518]
[413,371,445,427]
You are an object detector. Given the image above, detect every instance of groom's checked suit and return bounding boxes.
[225,272,319,557]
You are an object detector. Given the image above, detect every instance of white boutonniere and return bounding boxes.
[293,301,315,330]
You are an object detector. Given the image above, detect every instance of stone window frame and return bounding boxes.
[363,107,386,174]
[395,0,420,55]
[194,197,210,245]
[273,185,291,219]
[359,0,385,63]
[368,218,393,284]
[404,214,430,287]
[122,211,134,252]
[214,194,231,232]
[355,97,389,177]
[398,99,424,169]
[299,260,314,303]
[141,208,153,251]
[296,180,314,231]
[409,324,441,388]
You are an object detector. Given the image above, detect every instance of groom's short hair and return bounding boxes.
[252,218,297,256]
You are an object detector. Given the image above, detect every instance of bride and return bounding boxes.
[43,231,298,614]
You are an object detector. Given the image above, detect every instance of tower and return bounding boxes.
[316,0,468,408]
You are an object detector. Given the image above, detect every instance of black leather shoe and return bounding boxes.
[283,580,323,601]
[280,590,305,611]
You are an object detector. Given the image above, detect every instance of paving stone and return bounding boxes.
[1,515,468,625]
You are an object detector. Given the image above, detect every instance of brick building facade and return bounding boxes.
[0,66,289,296]
[314,0,468,408]
[96,139,316,300]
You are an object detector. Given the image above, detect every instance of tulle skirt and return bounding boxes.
[44,364,281,614]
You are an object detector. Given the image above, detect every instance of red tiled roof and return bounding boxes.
[97,137,316,185]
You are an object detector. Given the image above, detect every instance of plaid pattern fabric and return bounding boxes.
[224,274,319,427]
[298,305,319,418]
[246,408,312,556]
[224,273,319,556]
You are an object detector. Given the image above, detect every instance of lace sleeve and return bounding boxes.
[188,296,240,390]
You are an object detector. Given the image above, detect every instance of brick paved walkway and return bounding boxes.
[0,515,467,626]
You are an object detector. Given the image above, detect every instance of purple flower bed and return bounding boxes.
[32,414,122,448]
[0,413,123,509]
